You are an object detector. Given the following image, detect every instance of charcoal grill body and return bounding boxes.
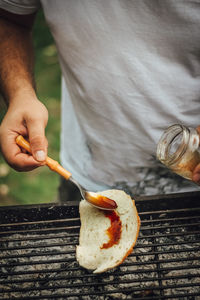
[0,192,200,299]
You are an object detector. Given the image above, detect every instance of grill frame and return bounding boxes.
[0,191,200,299]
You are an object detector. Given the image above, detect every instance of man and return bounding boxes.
[0,0,200,200]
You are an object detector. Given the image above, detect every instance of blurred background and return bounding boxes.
[0,10,61,206]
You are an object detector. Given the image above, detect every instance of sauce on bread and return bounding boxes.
[101,211,122,249]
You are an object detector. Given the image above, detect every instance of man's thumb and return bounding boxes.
[26,120,47,162]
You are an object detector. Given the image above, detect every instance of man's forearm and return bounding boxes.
[0,13,48,168]
[0,17,36,105]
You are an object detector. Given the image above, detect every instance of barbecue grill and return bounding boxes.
[0,191,200,299]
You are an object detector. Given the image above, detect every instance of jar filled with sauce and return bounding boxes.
[156,124,200,180]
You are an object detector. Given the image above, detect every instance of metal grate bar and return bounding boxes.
[1,263,199,278]
[141,215,200,224]
[0,218,80,227]
[0,226,80,235]
[0,275,200,294]
[1,234,199,248]
[138,206,200,215]
[136,239,200,247]
[122,256,200,266]
[0,272,198,286]
[1,214,199,228]
[0,238,199,252]
[138,230,200,239]
[0,282,200,298]
[1,292,200,300]
[0,234,77,242]
[1,245,199,260]
[1,255,199,269]
[0,242,76,251]
[1,228,199,238]
[0,213,199,228]
[141,221,200,231]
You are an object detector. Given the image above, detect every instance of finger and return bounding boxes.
[1,133,42,171]
[192,163,200,185]
[26,117,48,162]
[13,153,42,171]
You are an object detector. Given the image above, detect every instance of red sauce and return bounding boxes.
[85,192,117,210]
[101,210,122,249]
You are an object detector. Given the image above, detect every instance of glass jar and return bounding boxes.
[156,124,200,180]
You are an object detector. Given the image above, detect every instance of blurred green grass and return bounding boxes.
[0,10,61,205]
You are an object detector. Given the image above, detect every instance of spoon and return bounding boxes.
[16,135,117,210]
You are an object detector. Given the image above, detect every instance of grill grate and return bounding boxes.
[0,192,200,299]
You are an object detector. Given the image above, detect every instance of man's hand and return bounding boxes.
[0,97,48,171]
[192,126,200,185]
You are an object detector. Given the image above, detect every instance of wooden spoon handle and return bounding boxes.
[16,135,72,180]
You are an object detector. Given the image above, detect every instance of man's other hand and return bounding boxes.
[192,126,200,185]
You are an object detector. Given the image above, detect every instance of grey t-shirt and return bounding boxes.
[1,0,200,195]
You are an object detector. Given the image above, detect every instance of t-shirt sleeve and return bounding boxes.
[0,0,40,15]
